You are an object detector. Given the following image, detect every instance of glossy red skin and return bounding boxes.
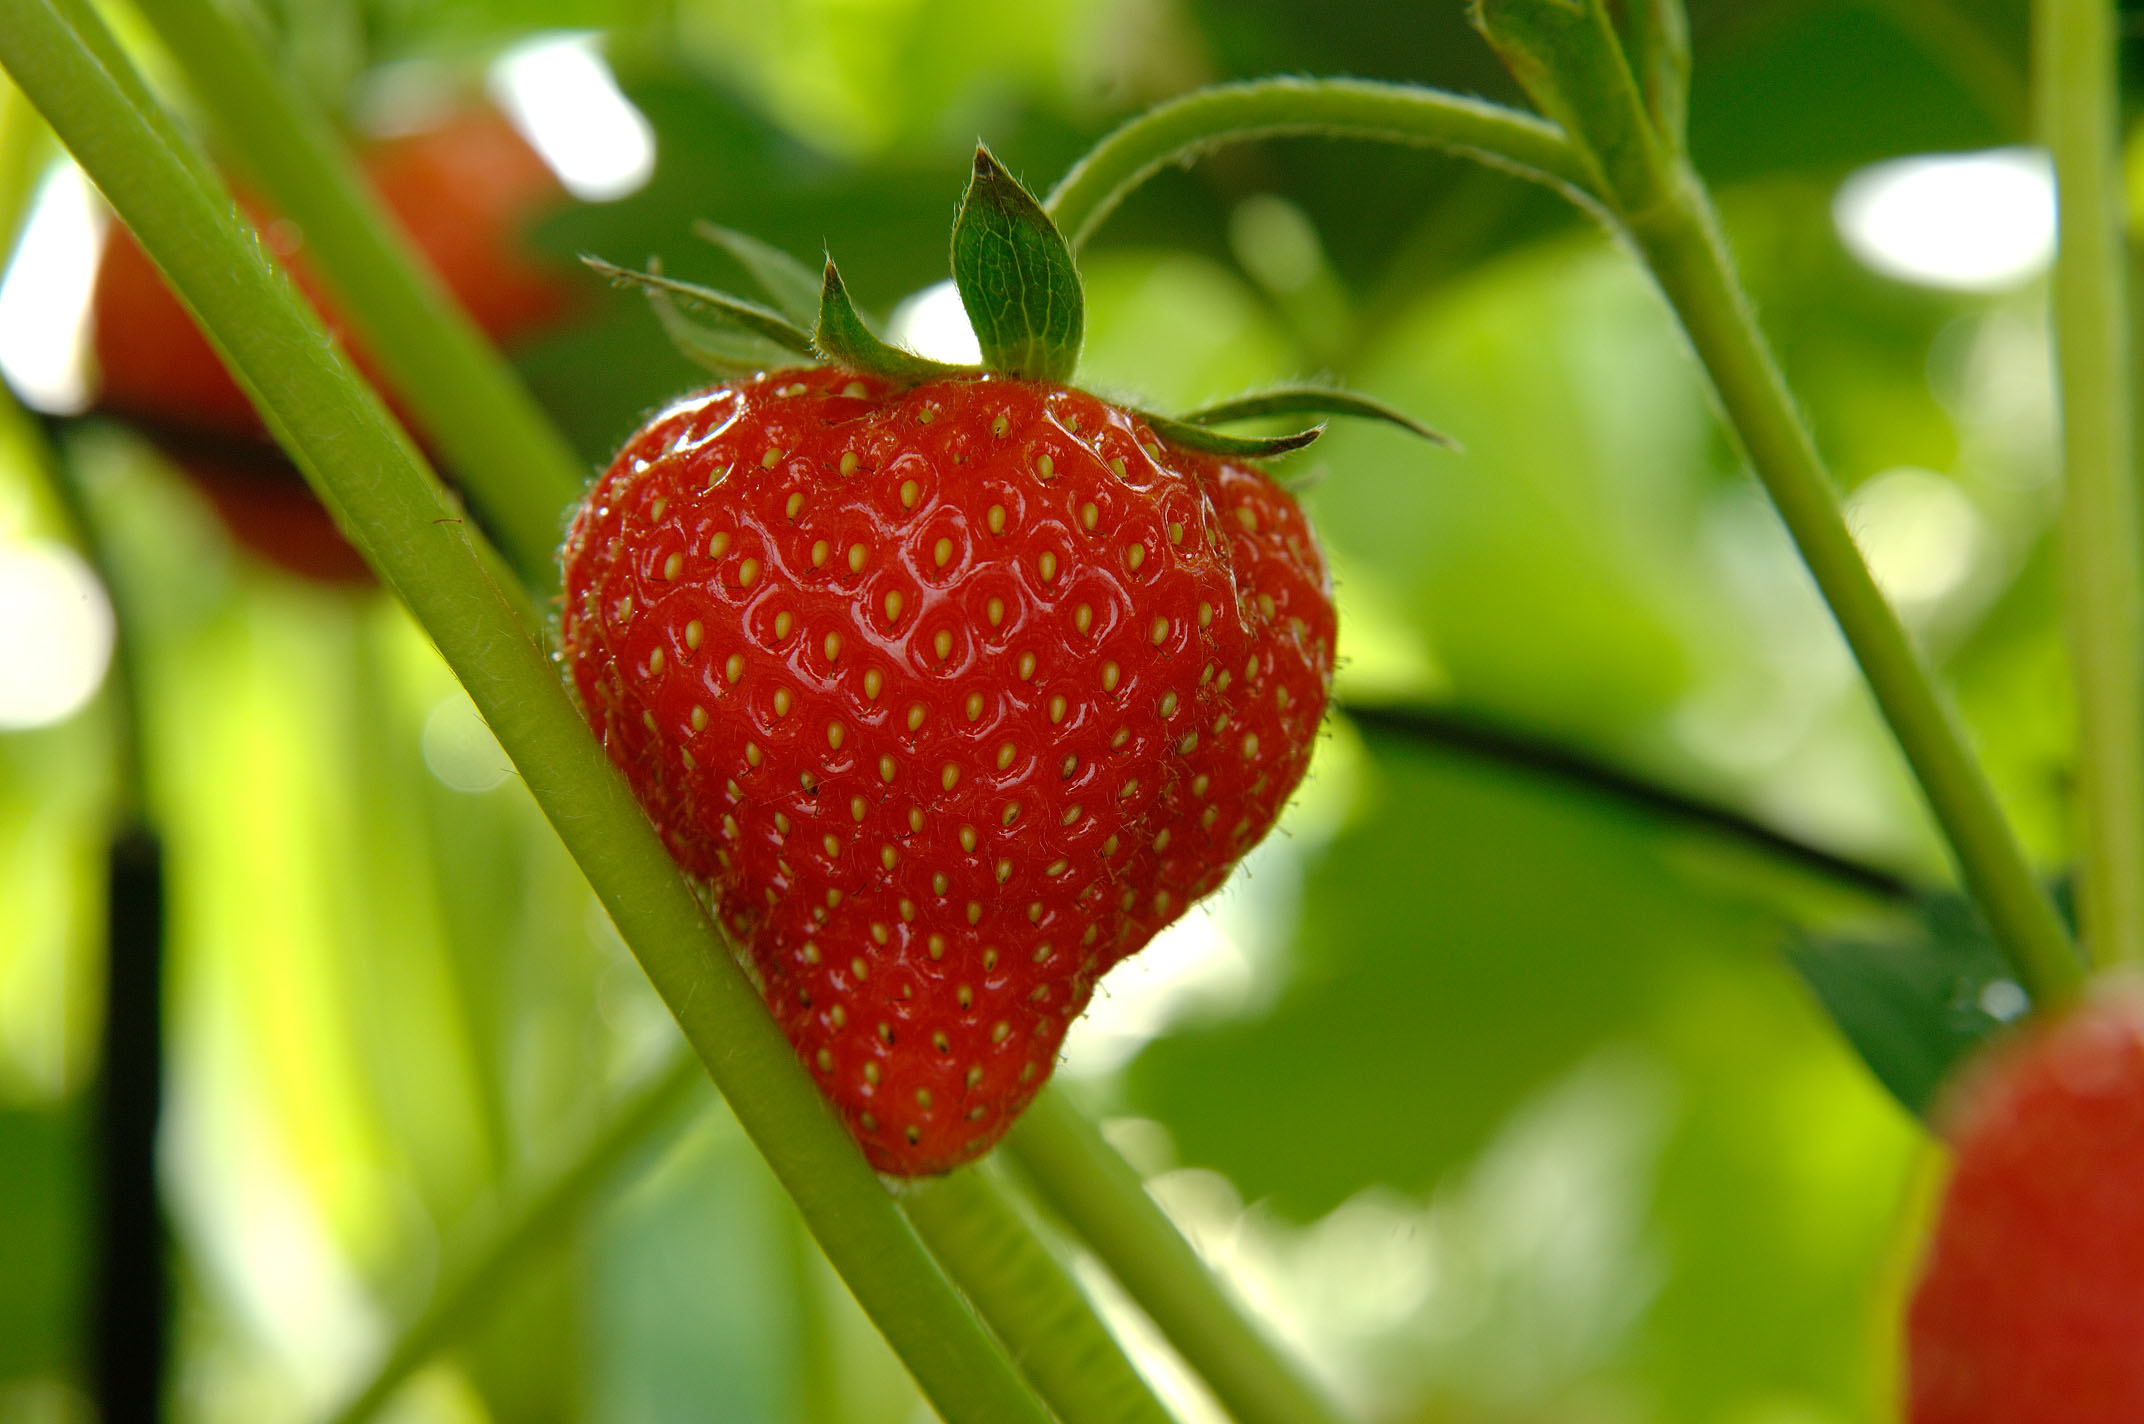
[559,367,1335,1174]
[1907,988,2144,1423]
[89,106,571,581]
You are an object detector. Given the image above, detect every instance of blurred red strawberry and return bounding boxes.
[90,103,576,581]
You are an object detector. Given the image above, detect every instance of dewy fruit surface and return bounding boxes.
[558,365,1334,1174]
[1905,987,2144,1424]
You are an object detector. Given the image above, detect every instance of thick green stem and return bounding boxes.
[0,7,1051,1419]
[903,1164,1177,1424]
[124,0,589,589]
[1006,1091,1350,1424]
[2036,0,2144,969]
[1044,77,1600,250]
[329,1050,707,1424]
[1470,0,2083,1004]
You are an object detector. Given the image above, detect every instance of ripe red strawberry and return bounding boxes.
[1905,984,2144,1423]
[558,148,1439,1175]
[559,365,1334,1173]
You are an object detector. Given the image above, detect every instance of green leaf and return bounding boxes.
[647,283,802,379]
[1138,408,1325,458]
[951,145,1083,382]
[1181,384,1457,449]
[812,257,972,386]
[580,256,817,358]
[1786,892,2044,1119]
[694,221,825,328]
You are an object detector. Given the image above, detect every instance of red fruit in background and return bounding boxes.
[89,104,574,580]
[557,367,1335,1175]
[1905,985,2144,1423]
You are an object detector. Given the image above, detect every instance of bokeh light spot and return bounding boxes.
[0,540,114,730]
[1846,467,1984,610]
[0,163,104,416]
[1833,148,2054,292]
[488,33,656,201]
[889,280,983,365]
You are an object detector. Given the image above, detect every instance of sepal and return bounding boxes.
[951,146,1083,382]
[582,256,817,358]
[813,259,972,385]
[694,222,823,327]
[1138,409,1326,458]
[1181,384,1456,449]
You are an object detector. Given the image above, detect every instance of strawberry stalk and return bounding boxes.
[1006,1090,1352,1424]
[0,5,1054,1419]
[119,0,590,592]
[1039,55,2085,1009]
[1469,0,2083,1004]
[902,1164,1177,1424]
[2034,0,2144,971]
[1044,77,1604,250]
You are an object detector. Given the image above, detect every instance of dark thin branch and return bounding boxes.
[1340,702,1917,903]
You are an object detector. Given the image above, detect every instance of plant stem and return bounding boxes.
[1342,702,1914,903]
[0,7,1052,1418]
[1044,77,1601,251]
[124,0,590,590]
[2036,0,2144,969]
[18,397,170,1424]
[903,1163,1178,1424]
[1039,54,2080,1001]
[1470,0,2082,1004]
[1005,1091,1351,1424]
[328,1049,707,1424]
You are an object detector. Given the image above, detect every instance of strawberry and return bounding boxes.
[89,103,573,580]
[559,149,1439,1175]
[1905,983,2144,1423]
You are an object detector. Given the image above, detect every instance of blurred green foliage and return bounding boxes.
[0,0,2090,1419]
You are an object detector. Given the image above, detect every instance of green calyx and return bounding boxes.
[592,145,1451,461]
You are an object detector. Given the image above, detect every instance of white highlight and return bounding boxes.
[0,163,105,415]
[489,33,655,201]
[0,541,114,730]
[1980,978,2029,1023]
[1846,466,1985,610]
[1834,148,2054,292]
[889,279,983,365]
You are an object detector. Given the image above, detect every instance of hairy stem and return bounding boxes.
[1470,0,2083,1003]
[0,6,1051,1418]
[1039,51,2078,999]
[1044,77,1600,250]
[1006,1091,1351,1424]
[903,1163,1178,1424]
[126,0,589,589]
[2036,0,2144,968]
